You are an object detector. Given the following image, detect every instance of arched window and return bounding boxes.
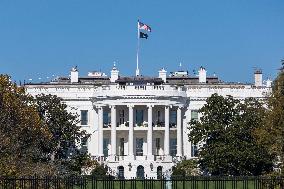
[118,166,124,179]
[157,166,163,179]
[136,165,145,179]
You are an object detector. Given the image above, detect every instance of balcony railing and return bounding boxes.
[93,85,187,98]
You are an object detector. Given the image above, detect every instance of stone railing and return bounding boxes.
[93,85,186,98]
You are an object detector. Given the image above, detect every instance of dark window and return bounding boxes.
[119,109,125,124]
[157,110,161,122]
[81,137,88,153]
[191,144,198,157]
[119,138,124,156]
[118,166,124,179]
[103,138,109,157]
[170,110,177,126]
[155,138,160,155]
[136,138,143,156]
[81,110,88,125]
[170,138,177,156]
[157,166,163,179]
[136,110,144,126]
[136,165,145,179]
[103,111,110,126]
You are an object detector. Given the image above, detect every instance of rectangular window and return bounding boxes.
[119,138,124,156]
[81,137,88,153]
[191,110,198,121]
[170,138,177,156]
[119,109,125,125]
[136,138,143,156]
[103,111,110,127]
[191,144,198,157]
[157,110,161,123]
[155,138,160,155]
[136,110,144,126]
[170,110,177,127]
[80,110,88,125]
[103,138,109,157]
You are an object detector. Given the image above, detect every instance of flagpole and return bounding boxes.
[136,20,140,76]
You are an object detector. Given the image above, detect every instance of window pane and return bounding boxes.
[103,111,110,126]
[136,110,144,126]
[81,110,88,125]
[103,138,109,157]
[81,137,88,153]
[136,138,143,156]
[170,110,177,126]
[119,138,124,156]
[191,144,198,157]
[191,110,198,121]
[170,138,177,156]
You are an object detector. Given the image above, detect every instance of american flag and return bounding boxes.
[138,21,151,32]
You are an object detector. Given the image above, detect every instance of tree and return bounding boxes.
[189,93,274,176]
[255,67,284,174]
[0,75,53,176]
[0,75,94,176]
[172,159,200,177]
[90,162,108,178]
[34,94,92,175]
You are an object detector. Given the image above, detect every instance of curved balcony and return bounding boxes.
[93,85,187,98]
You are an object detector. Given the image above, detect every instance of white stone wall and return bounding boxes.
[25,83,271,178]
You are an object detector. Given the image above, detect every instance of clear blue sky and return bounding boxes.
[0,0,283,83]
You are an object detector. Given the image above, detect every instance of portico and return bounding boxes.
[96,104,184,161]
[91,84,188,178]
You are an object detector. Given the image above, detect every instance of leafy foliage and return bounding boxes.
[34,94,91,175]
[255,70,284,174]
[0,75,93,176]
[0,75,52,176]
[90,162,108,178]
[188,94,274,176]
[172,159,200,177]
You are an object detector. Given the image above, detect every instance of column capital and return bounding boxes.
[110,105,116,109]
[147,104,154,108]
[177,105,184,109]
[127,104,134,108]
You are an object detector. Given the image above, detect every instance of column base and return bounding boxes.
[164,155,172,162]
[108,155,116,162]
[147,155,154,161]
[125,154,135,161]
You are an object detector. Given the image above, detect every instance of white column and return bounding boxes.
[111,105,117,157]
[177,107,182,157]
[98,107,104,156]
[164,106,170,156]
[147,105,153,159]
[128,105,134,158]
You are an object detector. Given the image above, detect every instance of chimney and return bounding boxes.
[266,78,272,88]
[70,66,78,83]
[158,68,167,83]
[254,69,263,87]
[110,63,119,82]
[198,66,207,83]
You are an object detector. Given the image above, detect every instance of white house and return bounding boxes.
[25,65,271,179]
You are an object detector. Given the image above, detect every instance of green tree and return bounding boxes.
[34,94,92,175]
[255,64,284,174]
[189,93,274,176]
[172,159,200,177]
[0,75,53,176]
[90,162,108,178]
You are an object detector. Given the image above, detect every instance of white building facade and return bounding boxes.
[25,66,271,179]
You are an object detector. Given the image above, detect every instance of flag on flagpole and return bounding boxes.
[138,21,152,32]
[139,32,148,39]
